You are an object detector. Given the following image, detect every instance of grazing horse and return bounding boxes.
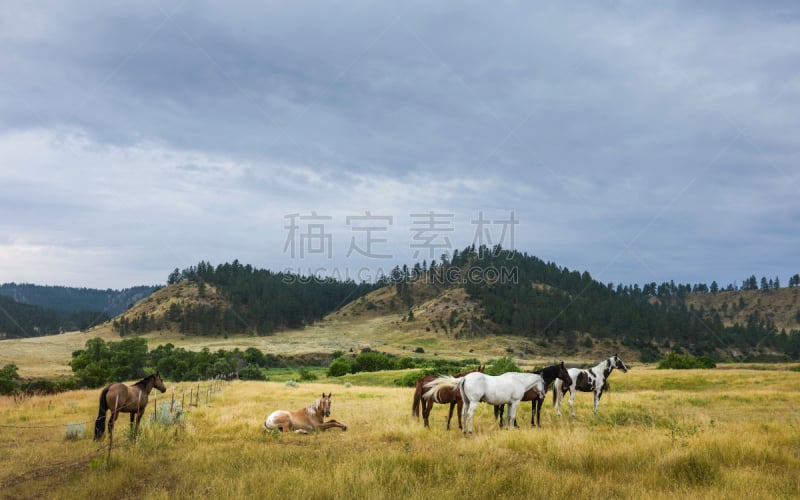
[553,354,629,416]
[412,365,485,430]
[264,393,348,434]
[425,371,545,433]
[494,361,572,427]
[94,372,167,440]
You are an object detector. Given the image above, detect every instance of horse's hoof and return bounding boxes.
[342,426,348,431]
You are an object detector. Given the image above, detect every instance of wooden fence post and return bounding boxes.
[108,394,119,461]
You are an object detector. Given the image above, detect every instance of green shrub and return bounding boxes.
[0,364,20,394]
[486,357,520,375]
[297,367,318,381]
[238,364,266,380]
[327,356,353,377]
[393,370,428,388]
[657,351,716,369]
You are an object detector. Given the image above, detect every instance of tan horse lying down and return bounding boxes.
[263,393,348,434]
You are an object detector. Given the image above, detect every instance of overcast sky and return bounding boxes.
[1,1,798,290]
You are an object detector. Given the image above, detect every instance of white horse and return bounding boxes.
[553,354,628,416]
[425,371,545,433]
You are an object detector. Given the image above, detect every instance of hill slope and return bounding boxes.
[684,287,800,331]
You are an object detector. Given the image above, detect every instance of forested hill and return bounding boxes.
[441,246,800,361]
[0,295,111,339]
[0,283,158,316]
[111,261,381,336]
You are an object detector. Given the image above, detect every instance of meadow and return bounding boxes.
[1,366,799,499]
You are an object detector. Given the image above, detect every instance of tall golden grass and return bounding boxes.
[2,367,799,499]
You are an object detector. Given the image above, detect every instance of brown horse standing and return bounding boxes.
[94,372,167,440]
[412,366,484,430]
[263,393,347,434]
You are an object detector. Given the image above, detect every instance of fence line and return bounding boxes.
[0,378,232,432]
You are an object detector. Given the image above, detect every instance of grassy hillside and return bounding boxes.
[684,287,800,331]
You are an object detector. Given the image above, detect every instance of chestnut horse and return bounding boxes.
[94,372,167,440]
[412,365,485,430]
[264,393,347,433]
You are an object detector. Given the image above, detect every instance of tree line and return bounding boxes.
[0,337,484,394]
[0,295,110,338]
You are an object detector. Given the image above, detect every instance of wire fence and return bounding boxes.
[1,376,233,494]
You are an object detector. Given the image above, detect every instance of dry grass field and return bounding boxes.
[2,366,799,499]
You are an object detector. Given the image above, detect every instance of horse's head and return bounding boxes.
[611,354,628,373]
[319,393,332,418]
[153,372,167,393]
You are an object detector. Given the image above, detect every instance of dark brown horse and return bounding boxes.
[494,362,572,427]
[94,372,167,440]
[263,393,348,433]
[412,366,484,430]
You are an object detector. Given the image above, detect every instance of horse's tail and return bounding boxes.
[423,376,460,403]
[412,381,422,418]
[94,386,110,440]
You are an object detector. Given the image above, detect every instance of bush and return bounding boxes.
[297,367,318,381]
[393,370,428,388]
[238,364,266,380]
[327,356,353,377]
[0,364,20,394]
[486,357,520,375]
[150,402,184,427]
[353,351,394,372]
[64,423,85,441]
[657,351,716,369]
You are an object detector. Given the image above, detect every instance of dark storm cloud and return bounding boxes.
[0,1,797,288]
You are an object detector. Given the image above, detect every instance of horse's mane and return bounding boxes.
[133,373,156,388]
[307,398,323,415]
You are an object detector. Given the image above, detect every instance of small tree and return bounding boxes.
[327,356,353,377]
[0,363,21,394]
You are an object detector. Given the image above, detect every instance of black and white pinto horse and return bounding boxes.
[553,355,629,416]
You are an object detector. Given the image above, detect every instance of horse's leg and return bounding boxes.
[134,410,143,439]
[422,399,432,428]
[507,401,521,430]
[568,388,577,417]
[446,402,455,430]
[316,420,348,431]
[536,398,543,427]
[530,401,536,426]
[593,390,601,413]
[456,399,463,430]
[464,401,477,434]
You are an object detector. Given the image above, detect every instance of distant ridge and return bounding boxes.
[0,283,159,316]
